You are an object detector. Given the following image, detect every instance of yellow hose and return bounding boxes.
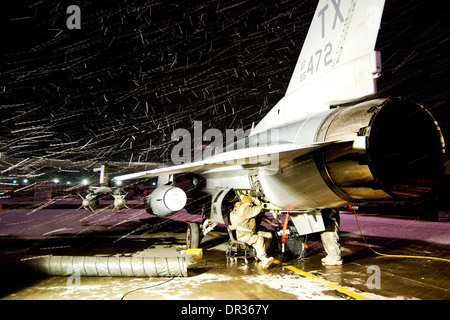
[353,208,450,263]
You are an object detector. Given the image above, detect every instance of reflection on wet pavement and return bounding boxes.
[0,207,449,300]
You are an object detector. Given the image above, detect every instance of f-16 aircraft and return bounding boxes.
[113,0,445,248]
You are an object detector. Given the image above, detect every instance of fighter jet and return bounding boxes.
[113,0,445,248]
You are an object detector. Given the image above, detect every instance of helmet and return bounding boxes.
[241,195,252,204]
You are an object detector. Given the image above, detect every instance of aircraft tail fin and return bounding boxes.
[252,0,385,135]
[287,0,385,100]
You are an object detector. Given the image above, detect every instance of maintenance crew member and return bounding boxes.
[230,196,275,269]
[320,208,342,266]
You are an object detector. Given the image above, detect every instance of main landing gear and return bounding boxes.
[185,219,218,249]
[186,223,200,249]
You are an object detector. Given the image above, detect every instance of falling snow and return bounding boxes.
[0,0,449,178]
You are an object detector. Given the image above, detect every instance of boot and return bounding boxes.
[320,231,342,266]
[261,256,275,269]
[321,255,343,266]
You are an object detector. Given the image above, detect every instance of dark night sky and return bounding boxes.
[1,0,449,171]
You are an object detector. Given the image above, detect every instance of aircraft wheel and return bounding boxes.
[186,223,200,249]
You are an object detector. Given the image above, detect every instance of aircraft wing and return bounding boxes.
[0,152,161,178]
[113,140,348,181]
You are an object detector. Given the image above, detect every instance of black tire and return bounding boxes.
[186,223,200,249]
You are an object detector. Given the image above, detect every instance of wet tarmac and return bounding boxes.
[0,200,449,301]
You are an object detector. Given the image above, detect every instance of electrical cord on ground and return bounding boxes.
[120,277,175,300]
[353,207,450,263]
